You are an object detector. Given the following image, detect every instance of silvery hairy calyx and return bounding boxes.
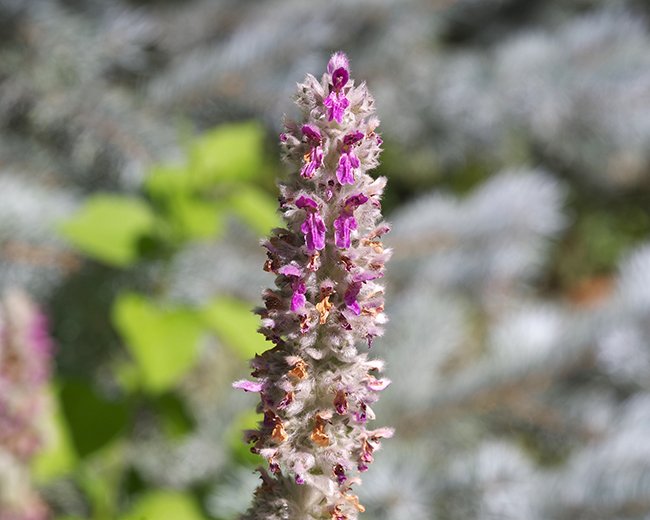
[0,290,53,520]
[233,52,392,520]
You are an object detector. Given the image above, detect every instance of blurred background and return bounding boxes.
[1,0,650,518]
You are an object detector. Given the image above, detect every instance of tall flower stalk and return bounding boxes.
[234,52,392,520]
[0,290,53,520]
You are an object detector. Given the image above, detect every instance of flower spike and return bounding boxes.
[236,52,391,520]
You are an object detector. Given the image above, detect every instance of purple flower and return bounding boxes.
[296,196,326,252]
[324,52,351,123]
[301,148,323,179]
[334,463,348,485]
[278,263,307,312]
[278,263,302,277]
[333,211,356,248]
[343,131,364,146]
[344,281,363,315]
[290,279,307,312]
[327,52,350,89]
[352,270,380,283]
[324,92,350,124]
[302,124,322,142]
[233,380,264,393]
[336,151,359,185]
[295,195,318,210]
[336,132,364,185]
[354,402,368,424]
[300,124,324,179]
[334,193,369,248]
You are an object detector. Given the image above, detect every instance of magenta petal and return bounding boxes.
[336,153,356,185]
[332,67,349,90]
[291,280,307,312]
[343,131,364,146]
[327,51,350,76]
[344,193,368,209]
[295,195,318,210]
[301,212,326,252]
[324,91,349,123]
[344,282,362,315]
[233,380,263,392]
[334,214,356,249]
[352,270,380,283]
[278,264,302,277]
[300,146,323,179]
[301,124,321,142]
[291,292,306,312]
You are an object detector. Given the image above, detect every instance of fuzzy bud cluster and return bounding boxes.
[0,290,53,520]
[234,52,392,520]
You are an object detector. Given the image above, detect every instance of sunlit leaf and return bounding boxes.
[32,384,77,481]
[189,122,265,185]
[167,195,224,241]
[120,491,206,520]
[60,195,155,267]
[112,293,203,393]
[145,165,191,200]
[201,296,270,360]
[227,185,281,236]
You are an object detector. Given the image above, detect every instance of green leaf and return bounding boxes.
[154,393,195,439]
[59,380,130,458]
[167,195,224,241]
[227,185,281,236]
[201,296,270,360]
[120,491,206,520]
[60,195,155,267]
[112,294,203,393]
[189,122,265,185]
[145,165,192,200]
[32,384,77,482]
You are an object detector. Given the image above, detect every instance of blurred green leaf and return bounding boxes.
[154,393,195,439]
[201,296,269,360]
[120,491,206,520]
[59,380,130,458]
[145,165,191,200]
[76,442,125,520]
[227,185,281,236]
[60,195,155,267]
[32,384,77,482]
[113,294,203,393]
[189,121,265,185]
[167,195,224,241]
[227,409,263,466]
[113,358,142,394]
